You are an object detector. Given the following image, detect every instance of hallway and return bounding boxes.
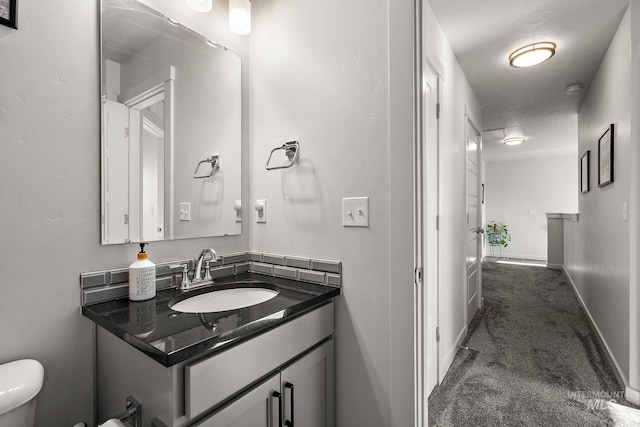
[428,261,640,426]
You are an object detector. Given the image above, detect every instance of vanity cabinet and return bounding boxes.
[96,303,334,427]
[196,340,334,427]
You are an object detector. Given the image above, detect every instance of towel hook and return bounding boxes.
[265,141,299,170]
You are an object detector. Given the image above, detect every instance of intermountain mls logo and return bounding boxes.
[568,391,625,410]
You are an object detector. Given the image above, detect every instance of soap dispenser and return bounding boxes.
[129,243,156,301]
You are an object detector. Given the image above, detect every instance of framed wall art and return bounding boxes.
[598,124,614,187]
[0,0,16,29]
[580,151,590,194]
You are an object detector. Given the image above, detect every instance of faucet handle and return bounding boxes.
[204,261,212,281]
[170,264,190,289]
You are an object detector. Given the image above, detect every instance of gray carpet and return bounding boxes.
[428,261,640,426]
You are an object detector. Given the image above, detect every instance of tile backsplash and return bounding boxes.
[80,252,342,306]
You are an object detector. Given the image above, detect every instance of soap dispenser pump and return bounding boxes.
[129,243,156,301]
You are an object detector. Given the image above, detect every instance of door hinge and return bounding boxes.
[415,267,423,285]
[124,127,130,138]
[436,215,440,230]
[124,213,129,225]
[436,103,441,119]
[436,327,440,342]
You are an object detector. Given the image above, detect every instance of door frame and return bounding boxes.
[423,64,441,397]
[414,50,442,427]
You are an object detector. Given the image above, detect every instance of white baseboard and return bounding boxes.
[626,387,640,405]
[439,326,467,381]
[562,266,629,392]
[487,252,547,262]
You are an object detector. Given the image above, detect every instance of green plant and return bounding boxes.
[487,221,511,247]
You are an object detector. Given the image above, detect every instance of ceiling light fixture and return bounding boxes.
[187,0,212,13]
[565,83,583,95]
[503,137,525,146]
[229,0,251,35]
[509,42,556,68]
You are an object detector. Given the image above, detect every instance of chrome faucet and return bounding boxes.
[194,248,218,282]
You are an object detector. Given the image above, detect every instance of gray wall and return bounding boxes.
[248,0,416,424]
[249,0,392,424]
[565,7,631,381]
[485,154,578,261]
[0,0,248,425]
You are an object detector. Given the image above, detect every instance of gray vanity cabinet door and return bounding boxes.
[194,374,281,427]
[280,340,335,427]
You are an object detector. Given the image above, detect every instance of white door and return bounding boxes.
[415,61,440,426]
[465,114,482,324]
[423,66,440,396]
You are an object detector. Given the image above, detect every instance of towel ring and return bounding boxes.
[193,155,220,179]
[265,141,299,170]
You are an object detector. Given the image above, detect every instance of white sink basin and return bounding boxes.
[170,287,279,313]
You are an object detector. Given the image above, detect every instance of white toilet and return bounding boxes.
[0,359,44,427]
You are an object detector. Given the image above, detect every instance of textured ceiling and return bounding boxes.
[428,0,629,161]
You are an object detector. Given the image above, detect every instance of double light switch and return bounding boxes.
[342,197,369,227]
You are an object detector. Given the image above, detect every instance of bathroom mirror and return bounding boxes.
[101,0,241,244]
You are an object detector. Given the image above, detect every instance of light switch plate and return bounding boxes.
[179,202,191,221]
[343,197,369,227]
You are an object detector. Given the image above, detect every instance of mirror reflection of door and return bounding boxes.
[140,102,165,242]
[102,81,169,244]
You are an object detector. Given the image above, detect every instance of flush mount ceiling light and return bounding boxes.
[509,42,556,68]
[229,0,251,35]
[565,83,583,95]
[503,137,525,146]
[187,0,212,13]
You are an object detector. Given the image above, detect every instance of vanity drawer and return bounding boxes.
[185,303,333,419]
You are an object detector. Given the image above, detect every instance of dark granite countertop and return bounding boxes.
[82,273,340,367]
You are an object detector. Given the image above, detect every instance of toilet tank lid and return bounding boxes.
[0,359,44,416]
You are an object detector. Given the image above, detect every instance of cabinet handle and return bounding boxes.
[271,391,282,427]
[284,382,294,427]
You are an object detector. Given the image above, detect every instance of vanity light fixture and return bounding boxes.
[509,42,556,68]
[187,0,212,13]
[503,137,525,146]
[229,0,251,35]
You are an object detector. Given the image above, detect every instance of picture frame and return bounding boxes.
[0,0,16,29]
[598,124,614,187]
[580,151,590,194]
